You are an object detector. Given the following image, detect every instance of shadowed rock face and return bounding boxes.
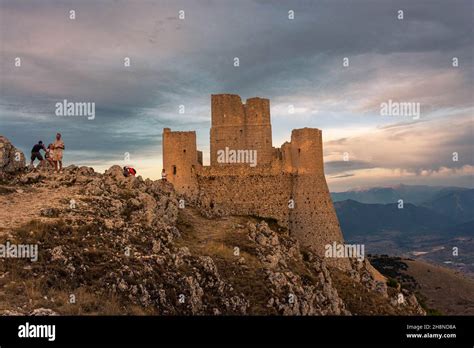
[0,136,25,176]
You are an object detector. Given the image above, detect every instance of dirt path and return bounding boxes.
[0,183,81,235]
[177,208,239,242]
[176,208,257,257]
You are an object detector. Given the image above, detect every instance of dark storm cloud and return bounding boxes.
[325,160,377,175]
[329,173,355,179]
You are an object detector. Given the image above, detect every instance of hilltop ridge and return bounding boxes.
[0,136,425,315]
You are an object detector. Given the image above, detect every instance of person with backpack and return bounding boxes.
[123,166,137,177]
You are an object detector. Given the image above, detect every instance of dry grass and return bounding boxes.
[403,259,474,315]
[0,279,150,315]
[330,269,425,315]
[0,219,156,315]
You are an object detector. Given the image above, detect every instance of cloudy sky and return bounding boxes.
[0,0,472,191]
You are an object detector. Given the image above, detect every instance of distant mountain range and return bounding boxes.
[421,188,474,224]
[331,184,470,206]
[332,185,474,275]
[334,199,457,238]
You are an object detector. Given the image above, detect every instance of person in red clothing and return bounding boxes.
[123,166,137,177]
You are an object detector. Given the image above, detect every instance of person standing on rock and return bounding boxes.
[45,143,55,168]
[30,141,46,168]
[52,133,65,173]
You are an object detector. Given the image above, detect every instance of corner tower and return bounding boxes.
[288,128,348,267]
[162,128,199,194]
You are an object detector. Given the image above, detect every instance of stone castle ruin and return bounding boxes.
[163,94,347,267]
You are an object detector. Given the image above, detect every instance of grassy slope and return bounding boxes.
[403,259,474,315]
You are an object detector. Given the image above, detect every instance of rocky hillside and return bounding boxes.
[0,136,424,315]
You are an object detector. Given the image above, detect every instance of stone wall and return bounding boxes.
[289,174,344,258]
[195,166,293,224]
[194,167,348,269]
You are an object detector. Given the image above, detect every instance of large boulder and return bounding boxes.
[37,159,55,171]
[105,165,126,181]
[0,136,25,174]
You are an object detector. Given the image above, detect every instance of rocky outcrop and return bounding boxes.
[248,221,348,315]
[0,136,25,177]
[0,308,58,316]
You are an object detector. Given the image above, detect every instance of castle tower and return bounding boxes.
[162,128,199,194]
[288,128,324,175]
[288,128,348,268]
[243,97,273,165]
[210,94,273,166]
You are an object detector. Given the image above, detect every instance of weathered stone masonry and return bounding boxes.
[162,94,348,268]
